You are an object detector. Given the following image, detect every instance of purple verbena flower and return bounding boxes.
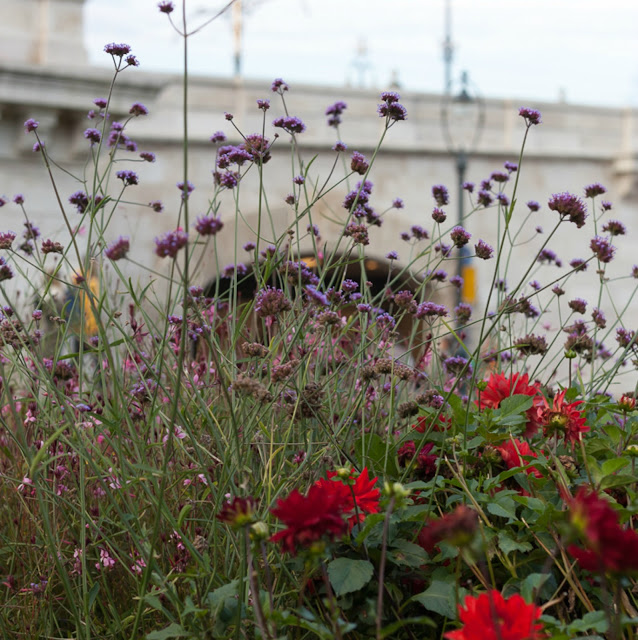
[325,101,347,127]
[570,258,587,272]
[272,116,305,134]
[590,235,616,263]
[149,200,164,213]
[105,236,130,261]
[462,181,475,193]
[496,193,510,206]
[155,228,188,258]
[386,250,398,260]
[568,298,587,314]
[432,207,446,223]
[450,275,463,288]
[69,191,89,213]
[592,307,606,329]
[450,226,471,248]
[83,128,101,144]
[392,198,404,209]
[527,200,541,212]
[477,190,493,207]
[350,151,369,175]
[210,131,227,144]
[602,220,625,236]
[0,232,16,249]
[504,161,518,173]
[158,1,174,13]
[255,287,291,318]
[12,194,24,205]
[491,171,509,183]
[104,43,132,57]
[177,180,195,199]
[332,141,347,152]
[548,192,587,228]
[24,119,39,133]
[195,215,223,236]
[519,107,542,126]
[415,301,448,319]
[475,239,494,259]
[271,78,289,93]
[129,102,148,116]
[41,239,63,254]
[94,98,107,108]
[584,183,606,198]
[377,101,407,121]
[411,225,429,240]
[601,200,612,211]
[432,184,449,207]
[257,99,270,110]
[116,170,139,186]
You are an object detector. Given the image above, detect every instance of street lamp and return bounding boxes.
[440,70,485,308]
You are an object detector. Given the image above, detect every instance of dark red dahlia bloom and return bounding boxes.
[445,590,545,640]
[535,390,590,445]
[566,487,638,574]
[417,504,478,553]
[270,484,348,554]
[315,467,380,527]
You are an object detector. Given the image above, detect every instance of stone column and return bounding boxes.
[0,0,88,67]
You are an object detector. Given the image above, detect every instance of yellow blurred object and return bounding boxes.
[461,263,477,304]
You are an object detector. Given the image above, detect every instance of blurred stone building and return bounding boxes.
[2,0,638,355]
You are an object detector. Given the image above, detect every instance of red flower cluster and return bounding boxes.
[534,390,589,445]
[566,487,638,574]
[496,438,543,478]
[270,467,380,553]
[445,590,545,640]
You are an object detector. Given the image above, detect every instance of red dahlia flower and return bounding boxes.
[535,389,589,445]
[566,487,638,574]
[496,438,543,478]
[445,590,545,640]
[314,467,380,527]
[479,372,540,410]
[417,504,478,553]
[480,372,542,436]
[270,484,347,554]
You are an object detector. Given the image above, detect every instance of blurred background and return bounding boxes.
[1,0,638,384]
[83,0,638,107]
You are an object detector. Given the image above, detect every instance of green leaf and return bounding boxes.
[412,580,457,619]
[486,498,518,520]
[567,610,609,633]
[520,573,550,603]
[146,623,189,640]
[496,394,535,417]
[600,474,636,490]
[207,579,239,615]
[497,531,532,556]
[601,457,629,476]
[327,558,374,597]
[387,539,428,567]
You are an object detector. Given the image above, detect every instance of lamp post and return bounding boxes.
[440,70,485,309]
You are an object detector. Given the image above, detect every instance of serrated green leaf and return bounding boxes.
[497,531,532,555]
[327,558,374,596]
[487,499,518,521]
[412,580,457,619]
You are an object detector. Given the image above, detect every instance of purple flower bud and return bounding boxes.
[350,151,369,175]
[195,215,223,236]
[83,128,101,144]
[590,235,616,263]
[24,119,39,133]
[548,192,587,228]
[104,43,132,57]
[271,78,289,93]
[332,141,347,152]
[158,1,174,13]
[584,183,606,198]
[155,228,188,259]
[129,102,149,116]
[450,226,471,248]
[116,170,139,186]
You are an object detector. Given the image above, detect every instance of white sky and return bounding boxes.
[84,0,638,107]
